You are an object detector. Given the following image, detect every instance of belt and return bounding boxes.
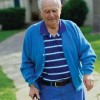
[39,78,71,87]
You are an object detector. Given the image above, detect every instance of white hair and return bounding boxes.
[37,0,61,11]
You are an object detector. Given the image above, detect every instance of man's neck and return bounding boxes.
[46,24,59,36]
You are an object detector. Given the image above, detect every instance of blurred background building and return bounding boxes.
[0,0,93,25]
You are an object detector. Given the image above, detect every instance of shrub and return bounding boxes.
[0,7,25,30]
[61,0,88,26]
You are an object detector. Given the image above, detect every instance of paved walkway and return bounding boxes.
[0,31,25,56]
[0,31,100,100]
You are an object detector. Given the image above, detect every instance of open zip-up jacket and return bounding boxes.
[20,20,96,91]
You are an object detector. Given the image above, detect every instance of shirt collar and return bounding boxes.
[40,19,66,35]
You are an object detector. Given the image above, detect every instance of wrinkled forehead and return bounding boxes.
[42,0,59,3]
[42,0,60,8]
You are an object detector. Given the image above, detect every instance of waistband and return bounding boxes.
[38,78,71,87]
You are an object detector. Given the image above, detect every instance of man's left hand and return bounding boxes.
[83,74,94,91]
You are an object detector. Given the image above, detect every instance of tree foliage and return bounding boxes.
[61,0,88,26]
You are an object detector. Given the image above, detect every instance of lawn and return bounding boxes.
[81,26,100,73]
[0,29,23,42]
[0,67,16,100]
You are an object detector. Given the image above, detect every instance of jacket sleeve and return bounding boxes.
[20,29,36,86]
[74,23,96,75]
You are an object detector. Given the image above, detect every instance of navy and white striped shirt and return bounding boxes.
[39,21,71,82]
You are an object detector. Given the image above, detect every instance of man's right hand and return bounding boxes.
[29,84,40,100]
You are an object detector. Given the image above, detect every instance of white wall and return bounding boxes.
[84,0,93,25]
[20,0,31,23]
[0,0,14,9]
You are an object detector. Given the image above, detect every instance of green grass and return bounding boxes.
[80,26,100,73]
[0,29,23,42]
[80,26,92,34]
[0,67,16,100]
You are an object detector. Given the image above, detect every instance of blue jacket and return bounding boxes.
[20,20,96,91]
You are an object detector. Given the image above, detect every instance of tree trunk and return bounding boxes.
[93,0,100,33]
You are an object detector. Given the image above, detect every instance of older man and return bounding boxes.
[20,0,96,100]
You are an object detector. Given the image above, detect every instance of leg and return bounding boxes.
[39,84,62,100]
[62,83,86,100]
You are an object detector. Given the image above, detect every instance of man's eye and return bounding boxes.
[44,11,50,13]
[52,10,57,13]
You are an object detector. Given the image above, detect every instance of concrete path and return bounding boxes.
[0,31,31,100]
[0,31,25,56]
[0,31,100,100]
[0,52,31,100]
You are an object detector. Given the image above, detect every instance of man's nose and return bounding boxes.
[49,11,54,17]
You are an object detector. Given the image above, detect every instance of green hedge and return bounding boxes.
[0,7,25,30]
[61,0,88,26]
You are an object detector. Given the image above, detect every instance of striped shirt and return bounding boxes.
[39,21,71,82]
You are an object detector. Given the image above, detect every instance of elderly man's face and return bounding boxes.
[40,0,62,27]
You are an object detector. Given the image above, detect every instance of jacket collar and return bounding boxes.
[40,19,66,35]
